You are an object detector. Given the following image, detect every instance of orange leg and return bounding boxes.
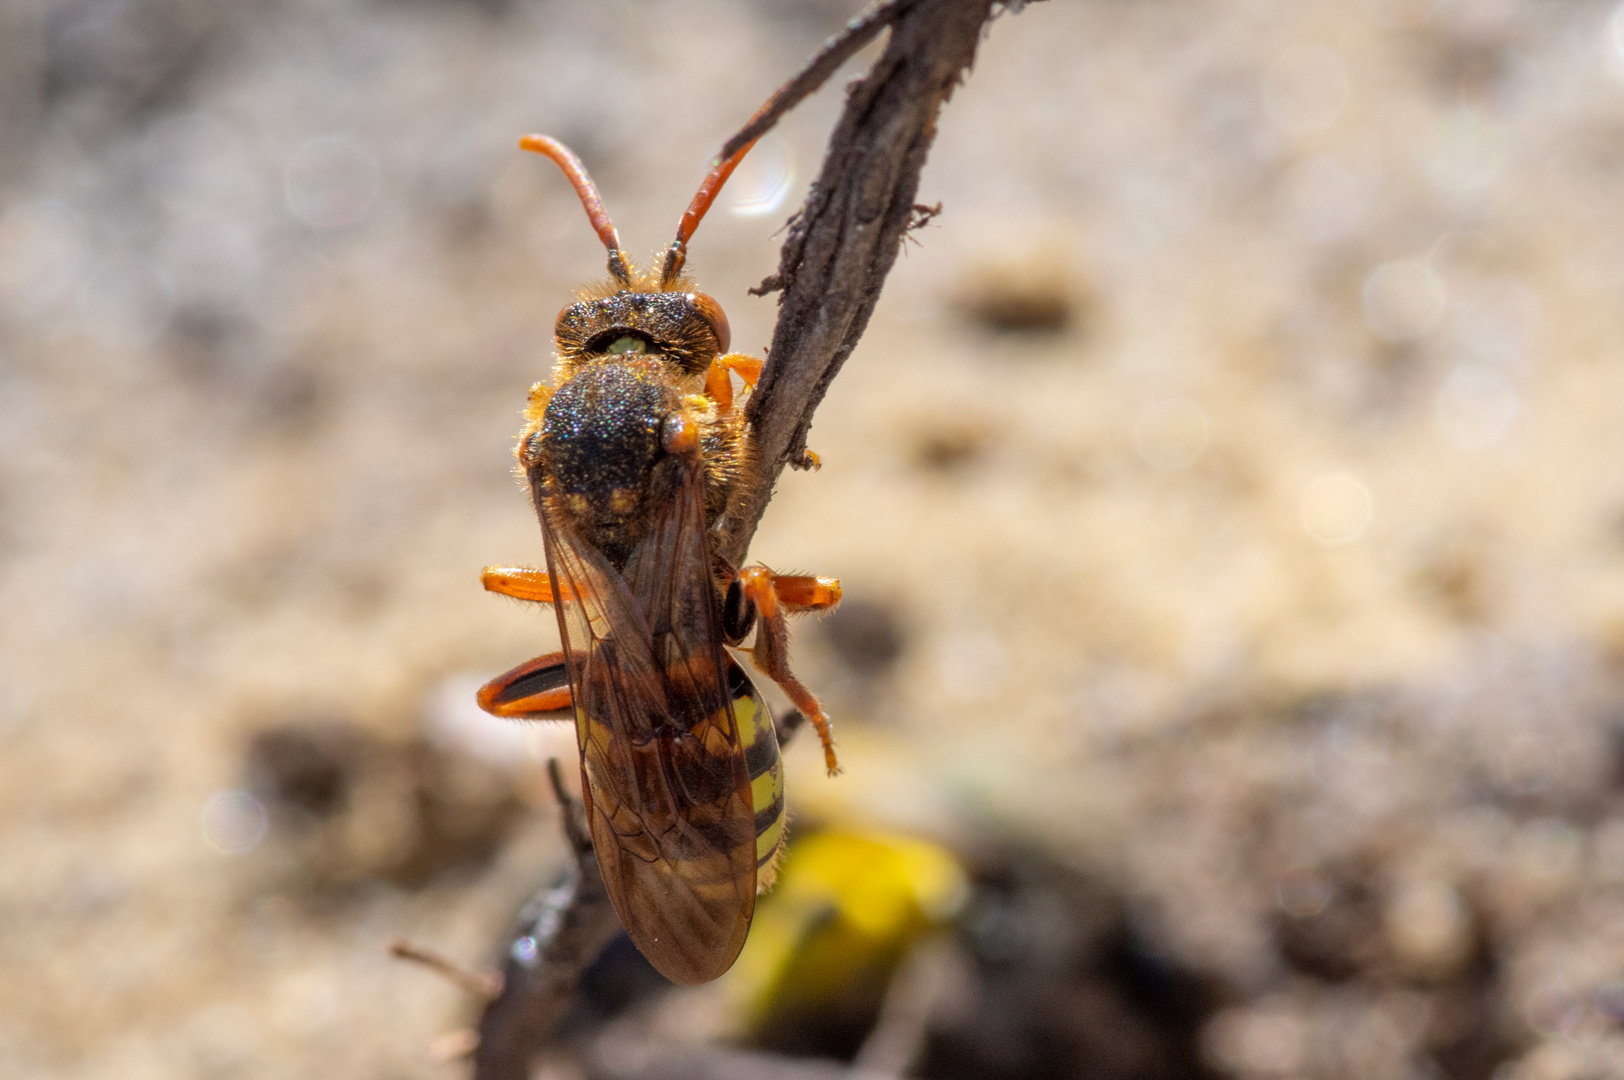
[704,353,764,412]
[482,566,569,603]
[478,651,572,719]
[772,574,841,611]
[736,565,841,775]
[701,355,823,463]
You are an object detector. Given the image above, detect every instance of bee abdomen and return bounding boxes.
[728,660,786,889]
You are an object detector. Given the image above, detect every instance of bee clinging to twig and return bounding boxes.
[475,110,842,986]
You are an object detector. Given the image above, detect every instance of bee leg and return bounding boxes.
[702,354,824,463]
[481,566,556,604]
[737,565,841,776]
[477,651,573,719]
[771,574,841,611]
[703,353,763,412]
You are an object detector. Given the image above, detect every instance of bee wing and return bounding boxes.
[539,461,757,986]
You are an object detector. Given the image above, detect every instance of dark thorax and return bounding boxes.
[526,356,684,569]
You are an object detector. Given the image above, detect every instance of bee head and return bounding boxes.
[520,130,751,365]
[554,289,730,375]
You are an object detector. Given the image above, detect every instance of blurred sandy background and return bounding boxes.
[8,0,1624,1076]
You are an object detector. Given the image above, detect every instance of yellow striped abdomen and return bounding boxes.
[728,659,786,890]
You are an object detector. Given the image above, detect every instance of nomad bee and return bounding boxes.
[475,123,841,985]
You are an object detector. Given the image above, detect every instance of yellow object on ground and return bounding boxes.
[724,830,969,1036]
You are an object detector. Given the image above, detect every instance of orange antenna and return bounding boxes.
[661,135,762,288]
[520,135,631,286]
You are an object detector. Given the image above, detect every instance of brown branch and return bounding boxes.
[716,0,1010,567]
[471,760,623,1080]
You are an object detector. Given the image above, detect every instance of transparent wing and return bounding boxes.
[538,459,757,986]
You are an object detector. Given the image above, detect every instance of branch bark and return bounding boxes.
[716,0,1004,567]
[472,761,622,1080]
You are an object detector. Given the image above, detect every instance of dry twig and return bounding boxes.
[471,760,622,1080]
[389,939,502,1001]
[716,0,1009,566]
[716,0,924,164]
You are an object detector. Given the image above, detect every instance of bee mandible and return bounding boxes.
[474,114,841,986]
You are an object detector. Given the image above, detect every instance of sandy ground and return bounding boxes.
[7,0,1624,1076]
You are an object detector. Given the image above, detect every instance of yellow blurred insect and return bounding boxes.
[475,108,841,986]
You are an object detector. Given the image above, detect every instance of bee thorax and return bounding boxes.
[534,359,683,556]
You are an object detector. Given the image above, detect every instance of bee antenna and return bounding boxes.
[661,135,761,288]
[520,135,631,287]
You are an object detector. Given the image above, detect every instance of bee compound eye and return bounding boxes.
[554,302,589,344]
[687,291,731,355]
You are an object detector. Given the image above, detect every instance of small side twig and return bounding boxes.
[388,939,502,1001]
[546,755,592,857]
